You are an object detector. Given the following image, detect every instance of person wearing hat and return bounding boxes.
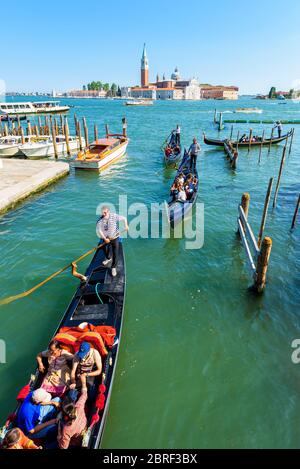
[274,121,283,138]
[17,388,60,438]
[69,342,102,395]
[96,206,129,277]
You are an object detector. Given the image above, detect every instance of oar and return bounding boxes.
[0,233,124,307]
[161,131,173,151]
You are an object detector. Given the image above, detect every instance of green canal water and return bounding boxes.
[0,97,299,448]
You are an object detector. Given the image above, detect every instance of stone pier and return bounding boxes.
[0,158,70,213]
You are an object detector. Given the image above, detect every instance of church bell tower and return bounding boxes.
[141,43,149,87]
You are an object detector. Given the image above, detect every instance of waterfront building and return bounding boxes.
[200,85,239,100]
[68,89,107,98]
[121,46,239,101]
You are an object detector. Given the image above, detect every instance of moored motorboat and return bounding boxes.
[124,99,153,106]
[203,130,292,148]
[234,108,263,114]
[163,131,182,167]
[74,119,129,171]
[2,240,126,449]
[0,135,49,157]
[20,135,84,159]
[166,150,199,228]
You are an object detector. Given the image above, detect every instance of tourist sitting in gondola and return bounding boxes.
[1,427,42,450]
[17,388,60,439]
[170,180,179,202]
[177,182,187,202]
[69,342,102,400]
[165,145,172,157]
[36,340,74,397]
[57,375,88,449]
[184,174,195,200]
[239,134,247,143]
[178,173,185,185]
[173,144,181,155]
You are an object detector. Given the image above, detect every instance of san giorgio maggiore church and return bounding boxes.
[121,44,238,101]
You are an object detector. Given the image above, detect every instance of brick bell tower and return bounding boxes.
[141,43,149,87]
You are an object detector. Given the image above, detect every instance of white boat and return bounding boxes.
[234,107,263,114]
[0,101,70,118]
[20,135,84,159]
[124,99,153,106]
[0,135,45,157]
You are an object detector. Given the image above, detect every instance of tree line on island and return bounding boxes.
[83,81,121,97]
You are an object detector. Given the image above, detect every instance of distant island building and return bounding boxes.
[68,89,107,98]
[121,44,239,101]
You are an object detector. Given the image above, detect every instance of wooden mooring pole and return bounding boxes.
[82,117,88,148]
[105,124,109,138]
[253,237,272,293]
[268,127,274,154]
[289,128,295,155]
[248,128,253,153]
[122,117,127,138]
[291,194,300,230]
[258,130,265,164]
[77,120,83,151]
[272,143,287,209]
[214,109,217,124]
[51,117,58,159]
[237,192,250,235]
[64,118,71,156]
[230,125,233,141]
[94,123,98,141]
[257,177,273,248]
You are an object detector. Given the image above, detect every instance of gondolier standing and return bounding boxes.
[188,137,201,171]
[96,206,129,277]
[274,121,283,138]
[175,125,181,145]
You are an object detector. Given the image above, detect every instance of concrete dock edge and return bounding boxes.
[0,159,70,214]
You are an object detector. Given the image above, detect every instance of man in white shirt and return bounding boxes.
[96,206,129,277]
[175,125,181,145]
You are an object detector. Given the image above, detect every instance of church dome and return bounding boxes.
[171,67,181,81]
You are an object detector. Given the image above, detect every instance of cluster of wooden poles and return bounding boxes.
[0,114,95,159]
[237,133,299,292]
[223,126,295,171]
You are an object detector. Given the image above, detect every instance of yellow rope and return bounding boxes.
[0,235,122,307]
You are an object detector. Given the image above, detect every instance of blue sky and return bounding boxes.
[1,0,300,94]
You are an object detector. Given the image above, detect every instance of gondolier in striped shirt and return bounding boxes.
[96,206,128,277]
[188,137,201,171]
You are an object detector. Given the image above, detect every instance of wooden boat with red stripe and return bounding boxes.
[74,119,129,171]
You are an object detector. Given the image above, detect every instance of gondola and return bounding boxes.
[163,131,182,167]
[203,130,292,148]
[2,241,126,449]
[166,150,199,228]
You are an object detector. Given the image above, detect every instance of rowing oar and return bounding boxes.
[0,233,124,307]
